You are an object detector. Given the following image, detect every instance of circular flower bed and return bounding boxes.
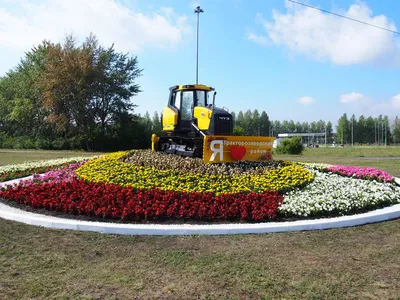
[0,150,399,223]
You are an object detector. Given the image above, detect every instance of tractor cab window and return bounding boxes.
[181,91,193,120]
[172,91,181,109]
[196,90,206,107]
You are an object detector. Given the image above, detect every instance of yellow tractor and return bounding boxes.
[151,84,275,163]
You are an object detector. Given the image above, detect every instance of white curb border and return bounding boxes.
[0,176,399,236]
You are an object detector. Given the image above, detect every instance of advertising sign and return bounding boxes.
[203,136,276,164]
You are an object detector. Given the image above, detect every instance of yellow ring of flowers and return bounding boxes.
[76,151,314,195]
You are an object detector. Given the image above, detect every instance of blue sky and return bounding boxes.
[1,0,400,126]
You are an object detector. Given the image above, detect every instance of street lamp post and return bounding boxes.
[194,6,204,85]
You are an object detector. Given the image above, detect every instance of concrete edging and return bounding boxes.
[0,176,399,236]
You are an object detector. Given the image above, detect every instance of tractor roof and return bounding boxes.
[169,84,215,91]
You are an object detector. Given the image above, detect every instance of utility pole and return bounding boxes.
[194,6,204,85]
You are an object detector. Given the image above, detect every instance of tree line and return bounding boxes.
[231,110,399,145]
[336,113,397,145]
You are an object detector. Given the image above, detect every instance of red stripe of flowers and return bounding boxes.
[0,178,283,222]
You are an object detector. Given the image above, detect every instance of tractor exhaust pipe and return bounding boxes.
[213,91,217,107]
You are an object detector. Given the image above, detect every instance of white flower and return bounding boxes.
[0,156,98,174]
[279,170,400,217]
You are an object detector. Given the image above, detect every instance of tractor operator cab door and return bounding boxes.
[170,90,193,131]
[170,89,210,132]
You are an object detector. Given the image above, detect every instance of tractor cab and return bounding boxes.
[162,84,218,134]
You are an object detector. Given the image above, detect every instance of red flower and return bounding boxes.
[0,178,283,222]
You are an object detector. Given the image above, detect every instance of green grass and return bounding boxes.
[0,218,399,299]
[0,148,399,299]
[275,155,400,177]
[300,145,400,157]
[0,149,102,166]
[274,145,400,177]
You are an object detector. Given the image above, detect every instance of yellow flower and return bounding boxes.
[76,150,314,194]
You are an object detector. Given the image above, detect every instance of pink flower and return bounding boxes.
[326,165,394,183]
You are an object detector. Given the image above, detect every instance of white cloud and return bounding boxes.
[250,1,400,66]
[340,92,366,104]
[391,94,400,109]
[0,0,190,55]
[298,96,315,105]
[247,33,268,46]
[333,93,400,118]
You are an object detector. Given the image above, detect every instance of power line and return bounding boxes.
[288,0,400,35]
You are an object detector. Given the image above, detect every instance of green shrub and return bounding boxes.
[276,137,304,155]
[233,126,244,136]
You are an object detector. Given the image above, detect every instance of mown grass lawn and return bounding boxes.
[300,145,400,157]
[275,155,400,178]
[1,218,399,299]
[275,145,400,177]
[0,149,102,166]
[0,148,399,299]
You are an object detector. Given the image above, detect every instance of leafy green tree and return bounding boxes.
[392,116,400,143]
[259,111,270,136]
[310,121,319,133]
[316,120,326,133]
[349,114,357,145]
[0,41,51,141]
[282,120,289,133]
[231,111,236,123]
[273,120,281,135]
[301,121,310,133]
[295,121,302,133]
[357,115,366,144]
[38,34,142,150]
[39,35,97,149]
[288,120,296,133]
[152,111,162,136]
[88,36,142,145]
[252,109,260,135]
[0,35,143,151]
[236,110,244,125]
[242,109,254,135]
[326,121,333,143]
[336,113,350,144]
[365,116,376,144]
